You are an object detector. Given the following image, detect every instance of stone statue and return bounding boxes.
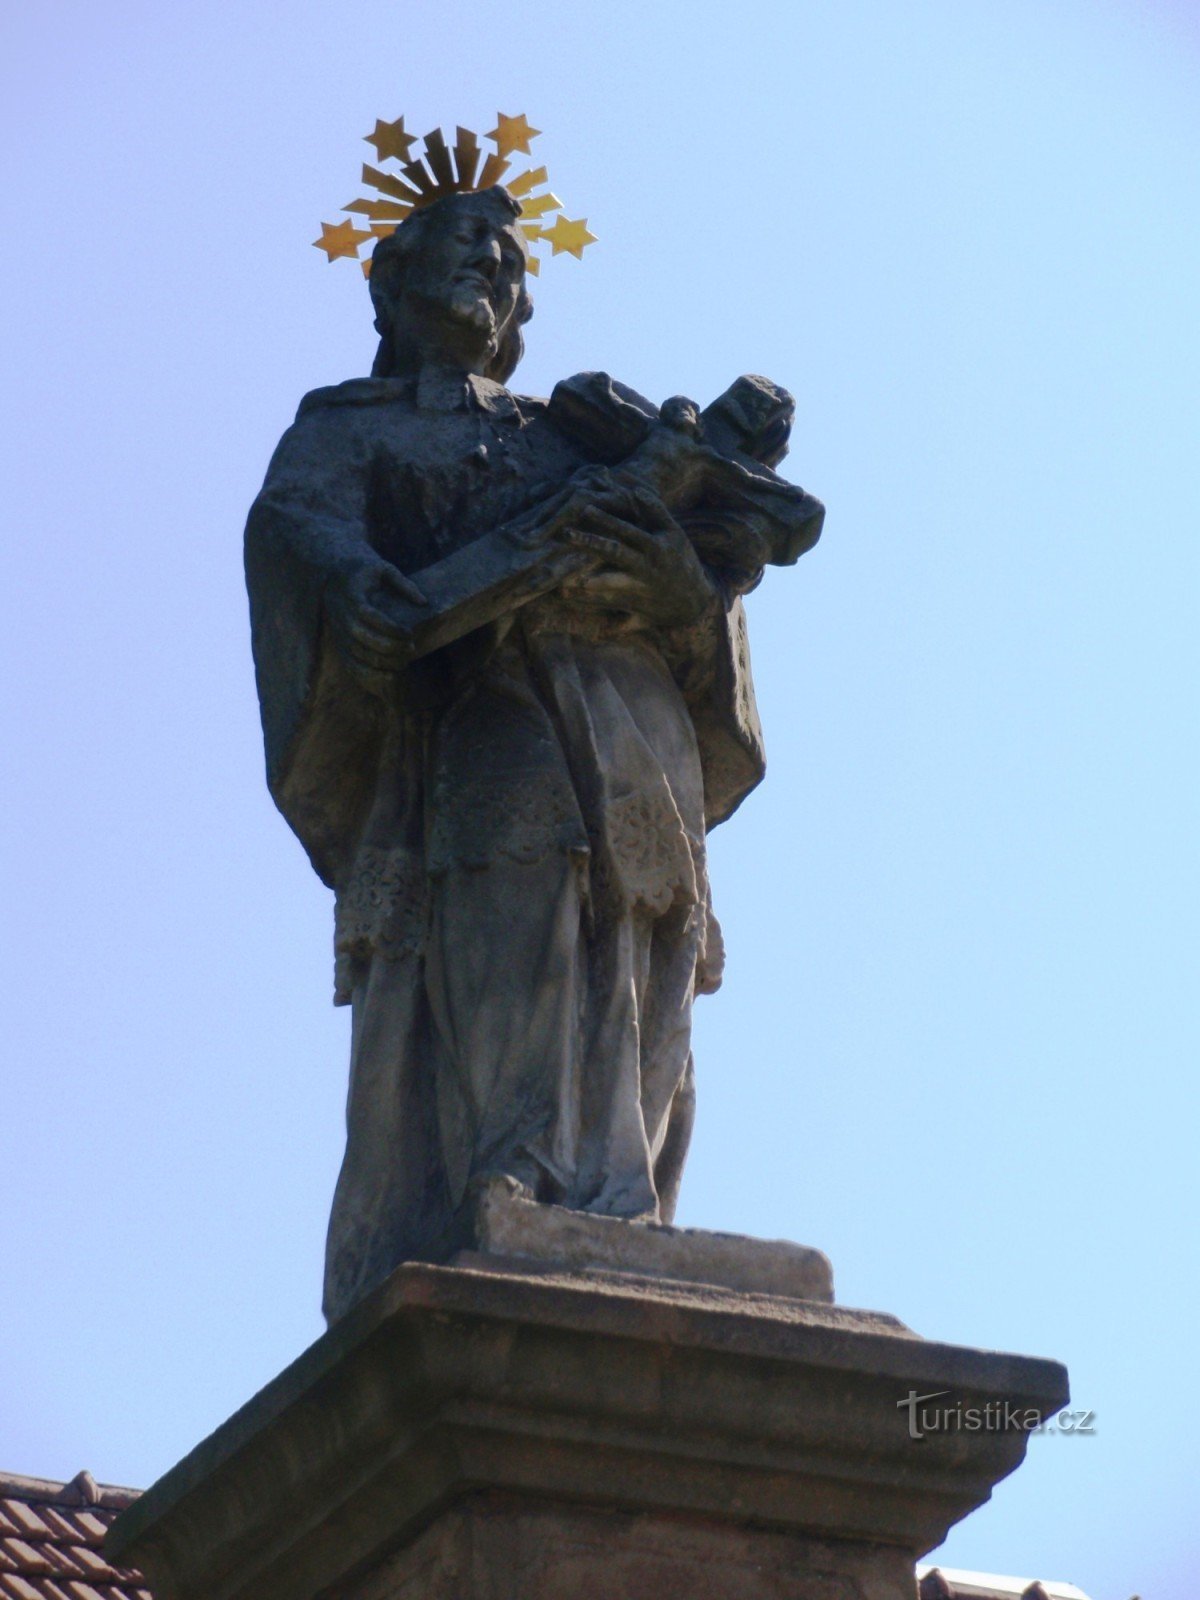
[245,185,823,1322]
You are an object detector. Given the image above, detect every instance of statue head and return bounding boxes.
[368,187,534,383]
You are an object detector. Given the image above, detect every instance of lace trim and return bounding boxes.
[334,845,427,1001]
[605,790,700,916]
[333,796,718,995]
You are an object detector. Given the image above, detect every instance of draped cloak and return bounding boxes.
[245,371,775,1321]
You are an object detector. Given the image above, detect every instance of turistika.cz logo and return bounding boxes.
[897,1390,1096,1442]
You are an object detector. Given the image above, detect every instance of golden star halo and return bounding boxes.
[314,112,596,278]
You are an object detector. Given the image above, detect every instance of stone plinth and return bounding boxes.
[108,1254,1068,1600]
[459,1174,835,1302]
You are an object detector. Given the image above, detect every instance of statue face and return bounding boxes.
[400,195,528,365]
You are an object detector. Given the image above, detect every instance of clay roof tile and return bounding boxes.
[0,1573,46,1600]
[0,1507,47,1541]
[64,1519,104,1550]
[35,1551,79,1581]
[0,1476,147,1600]
[0,1550,46,1579]
[29,1515,75,1550]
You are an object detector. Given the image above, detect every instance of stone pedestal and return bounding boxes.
[108,1239,1068,1600]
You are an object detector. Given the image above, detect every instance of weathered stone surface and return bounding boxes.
[459,1174,834,1301]
[351,1495,918,1600]
[244,187,826,1321]
[107,1260,1068,1600]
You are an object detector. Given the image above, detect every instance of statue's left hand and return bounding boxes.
[328,560,428,674]
[560,487,718,628]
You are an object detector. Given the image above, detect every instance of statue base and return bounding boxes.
[455,1174,835,1301]
[108,1237,1067,1600]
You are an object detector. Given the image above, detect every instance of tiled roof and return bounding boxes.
[0,1471,148,1600]
[2,1469,1094,1600]
[918,1566,1092,1600]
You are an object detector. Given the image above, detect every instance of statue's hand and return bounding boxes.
[507,466,628,551]
[559,487,718,628]
[329,561,427,673]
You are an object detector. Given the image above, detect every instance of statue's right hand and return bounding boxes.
[329,562,426,673]
[504,469,617,552]
[513,468,657,554]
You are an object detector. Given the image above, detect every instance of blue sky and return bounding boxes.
[2,3,1197,1597]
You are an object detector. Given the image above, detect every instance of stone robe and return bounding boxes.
[245,371,771,1321]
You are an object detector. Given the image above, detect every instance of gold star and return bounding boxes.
[313,219,373,261]
[487,112,540,157]
[514,190,562,219]
[364,116,416,163]
[541,214,597,260]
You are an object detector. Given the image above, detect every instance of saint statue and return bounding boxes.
[246,163,823,1322]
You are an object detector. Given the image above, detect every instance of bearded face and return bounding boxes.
[372,191,531,377]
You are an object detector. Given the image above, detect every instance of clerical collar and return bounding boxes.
[414,368,519,418]
[296,372,526,423]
